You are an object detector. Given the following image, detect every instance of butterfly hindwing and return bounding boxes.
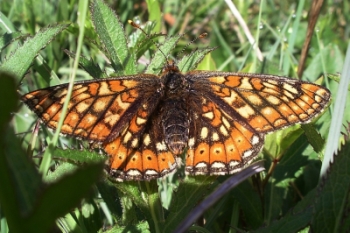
[186,94,264,175]
[105,106,177,181]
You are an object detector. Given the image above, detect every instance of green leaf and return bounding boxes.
[163,176,216,232]
[231,180,264,229]
[145,0,161,33]
[301,123,326,153]
[64,49,107,79]
[0,32,23,50]
[145,34,182,74]
[26,162,103,232]
[253,190,315,233]
[0,23,68,80]
[311,133,350,232]
[90,0,136,75]
[177,47,216,72]
[0,73,41,232]
[113,181,159,233]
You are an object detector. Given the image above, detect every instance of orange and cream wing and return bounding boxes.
[206,72,331,133]
[185,71,330,175]
[21,75,160,142]
[104,116,178,181]
[185,95,264,175]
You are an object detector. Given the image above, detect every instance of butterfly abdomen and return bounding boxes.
[160,68,190,155]
[161,99,189,155]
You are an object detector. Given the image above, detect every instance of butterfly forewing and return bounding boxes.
[22,75,161,142]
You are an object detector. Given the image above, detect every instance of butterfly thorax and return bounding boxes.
[159,67,190,155]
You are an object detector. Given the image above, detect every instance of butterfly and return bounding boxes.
[21,53,331,181]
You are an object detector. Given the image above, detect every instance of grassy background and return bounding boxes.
[0,0,349,232]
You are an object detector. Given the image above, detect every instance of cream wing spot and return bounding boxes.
[219,125,229,136]
[156,141,167,151]
[131,138,139,148]
[136,117,147,125]
[283,89,296,99]
[212,132,219,141]
[251,135,260,145]
[236,105,255,118]
[223,91,239,105]
[283,83,298,94]
[266,95,281,105]
[222,116,230,128]
[188,137,195,147]
[123,131,132,143]
[143,134,151,146]
[116,95,130,110]
[240,78,253,89]
[203,111,214,120]
[243,150,253,158]
[98,82,112,95]
[200,127,209,139]
[76,101,90,113]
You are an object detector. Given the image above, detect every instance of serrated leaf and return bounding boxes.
[0,24,68,80]
[145,34,182,74]
[301,123,325,153]
[133,33,164,61]
[177,47,216,72]
[112,181,158,233]
[0,32,24,50]
[52,147,107,164]
[90,0,136,75]
[311,134,350,232]
[64,49,107,79]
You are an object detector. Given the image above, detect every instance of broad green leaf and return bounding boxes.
[26,162,104,232]
[311,135,350,232]
[51,148,107,164]
[301,124,326,153]
[0,32,23,50]
[0,73,41,232]
[231,180,263,229]
[178,47,216,72]
[90,0,136,75]
[64,49,107,79]
[0,24,68,80]
[163,176,216,232]
[145,0,161,33]
[145,34,182,74]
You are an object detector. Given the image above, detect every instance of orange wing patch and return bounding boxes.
[208,74,330,132]
[22,79,145,141]
[186,96,264,176]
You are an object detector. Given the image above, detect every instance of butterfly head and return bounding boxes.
[162,60,180,74]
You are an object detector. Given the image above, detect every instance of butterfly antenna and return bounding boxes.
[128,20,169,65]
[175,32,208,61]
